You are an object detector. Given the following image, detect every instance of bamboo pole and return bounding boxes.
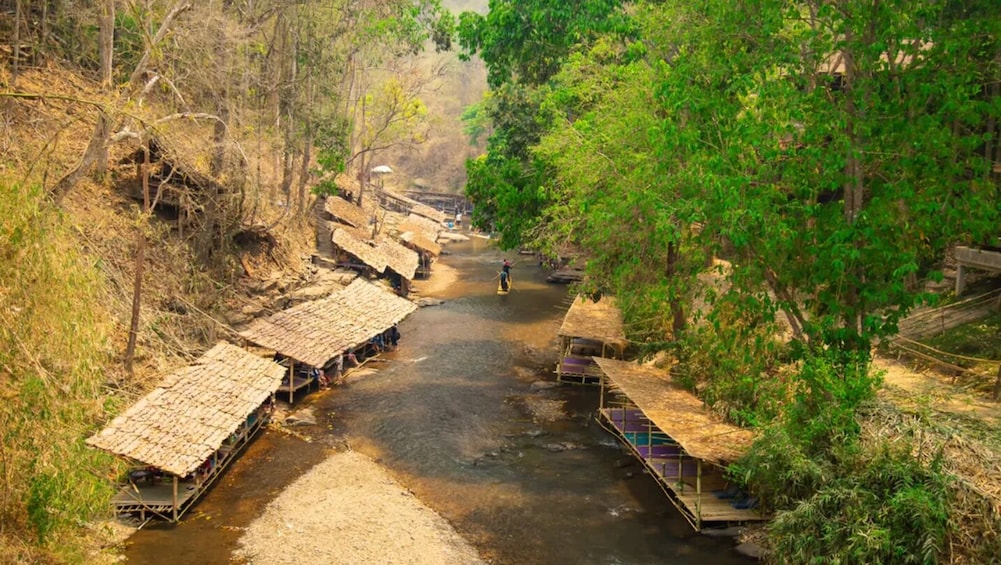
[695,460,702,531]
[172,475,179,522]
[289,360,295,404]
[598,366,606,411]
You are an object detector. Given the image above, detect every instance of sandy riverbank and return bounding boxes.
[411,260,460,298]
[233,450,484,564]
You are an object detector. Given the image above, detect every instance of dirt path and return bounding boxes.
[875,356,1000,426]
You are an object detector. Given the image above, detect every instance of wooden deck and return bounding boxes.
[597,407,765,530]
[556,338,613,385]
[278,374,315,404]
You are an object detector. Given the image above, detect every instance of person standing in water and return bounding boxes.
[500,259,512,291]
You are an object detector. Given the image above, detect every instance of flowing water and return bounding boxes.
[125,237,752,564]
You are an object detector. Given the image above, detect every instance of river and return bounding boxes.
[125,236,752,564]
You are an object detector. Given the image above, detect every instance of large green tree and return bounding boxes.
[457,0,629,247]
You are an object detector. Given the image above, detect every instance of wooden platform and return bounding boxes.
[111,406,270,522]
[278,375,316,403]
[556,355,603,384]
[597,407,765,530]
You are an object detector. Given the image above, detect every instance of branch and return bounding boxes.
[128,1,193,88]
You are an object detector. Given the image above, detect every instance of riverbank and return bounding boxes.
[233,450,484,564]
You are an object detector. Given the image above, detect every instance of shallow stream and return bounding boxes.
[125,237,752,564]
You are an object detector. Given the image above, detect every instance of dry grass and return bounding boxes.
[2,63,321,563]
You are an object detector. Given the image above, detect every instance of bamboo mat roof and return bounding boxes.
[324,197,371,228]
[86,342,285,476]
[399,214,442,242]
[239,278,417,367]
[399,230,442,256]
[594,357,754,464]
[558,295,627,347]
[331,227,419,280]
[377,236,419,280]
[332,227,389,273]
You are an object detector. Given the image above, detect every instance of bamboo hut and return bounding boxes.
[377,236,419,295]
[239,278,418,402]
[399,213,443,241]
[593,357,764,531]
[331,227,419,294]
[398,230,441,278]
[324,196,372,230]
[556,295,627,384]
[85,342,285,523]
[332,227,389,274]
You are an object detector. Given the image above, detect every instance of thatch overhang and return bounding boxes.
[324,196,370,229]
[376,237,419,280]
[399,230,441,257]
[399,214,442,242]
[332,227,389,273]
[558,295,627,349]
[593,357,754,464]
[86,342,285,477]
[238,278,417,367]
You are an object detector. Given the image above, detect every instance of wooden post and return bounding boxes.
[289,360,295,404]
[695,459,702,531]
[172,475,179,522]
[598,366,605,412]
[678,451,684,492]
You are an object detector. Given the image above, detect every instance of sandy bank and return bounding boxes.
[234,450,484,565]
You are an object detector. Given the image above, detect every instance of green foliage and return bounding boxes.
[677,290,789,427]
[731,351,951,564]
[768,444,950,565]
[458,0,632,247]
[458,0,630,88]
[0,181,120,550]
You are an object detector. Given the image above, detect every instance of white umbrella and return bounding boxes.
[371,165,393,174]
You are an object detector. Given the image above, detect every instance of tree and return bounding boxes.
[457,0,629,246]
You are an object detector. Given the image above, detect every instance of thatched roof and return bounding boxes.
[239,278,417,367]
[377,237,419,280]
[409,200,446,224]
[593,357,754,464]
[558,295,627,348]
[86,342,285,476]
[399,230,441,256]
[398,214,442,242]
[332,227,389,273]
[324,197,371,229]
[331,227,419,280]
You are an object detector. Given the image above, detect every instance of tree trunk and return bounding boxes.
[12,0,21,85]
[95,0,115,176]
[211,105,229,176]
[125,142,151,374]
[297,128,313,217]
[666,241,686,337]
